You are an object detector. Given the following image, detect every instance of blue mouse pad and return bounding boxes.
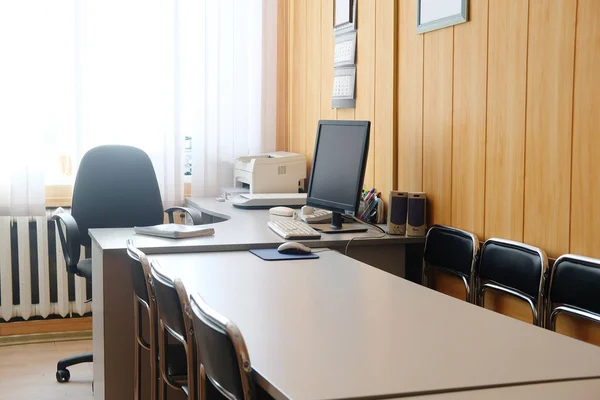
[249,248,319,261]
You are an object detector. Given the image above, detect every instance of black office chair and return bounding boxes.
[422,225,479,303]
[546,254,600,333]
[151,261,195,399]
[188,290,255,400]
[52,145,202,383]
[475,238,548,326]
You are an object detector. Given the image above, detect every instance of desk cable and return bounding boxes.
[344,217,387,256]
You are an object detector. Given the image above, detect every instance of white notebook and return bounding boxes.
[134,224,215,239]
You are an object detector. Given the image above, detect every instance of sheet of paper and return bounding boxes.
[335,0,351,26]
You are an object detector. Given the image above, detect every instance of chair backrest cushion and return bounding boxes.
[424,225,477,277]
[191,294,246,399]
[151,263,186,340]
[550,256,600,315]
[479,240,543,299]
[71,145,164,247]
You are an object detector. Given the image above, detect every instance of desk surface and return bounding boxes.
[399,379,600,399]
[89,197,423,253]
[149,250,600,400]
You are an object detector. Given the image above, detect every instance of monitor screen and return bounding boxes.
[306,120,370,215]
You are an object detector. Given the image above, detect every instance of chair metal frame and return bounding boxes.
[126,240,159,400]
[546,254,600,331]
[422,225,480,303]
[475,238,549,327]
[188,291,254,400]
[151,260,196,400]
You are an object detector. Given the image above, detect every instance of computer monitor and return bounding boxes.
[306,120,371,231]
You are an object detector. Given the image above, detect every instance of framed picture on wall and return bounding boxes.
[417,0,468,34]
[334,0,357,35]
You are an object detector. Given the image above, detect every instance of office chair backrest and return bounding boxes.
[424,225,479,278]
[548,255,600,323]
[478,239,546,300]
[150,262,187,342]
[126,240,151,305]
[71,145,164,247]
[190,293,253,400]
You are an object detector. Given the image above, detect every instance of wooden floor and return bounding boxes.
[0,340,93,400]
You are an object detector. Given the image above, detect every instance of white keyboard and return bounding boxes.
[267,220,321,240]
[301,209,332,224]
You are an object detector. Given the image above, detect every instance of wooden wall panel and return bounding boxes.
[396,0,423,192]
[524,0,577,257]
[304,0,321,166]
[276,0,288,151]
[289,0,306,155]
[451,0,488,240]
[422,28,453,226]
[320,0,336,124]
[484,0,528,242]
[570,0,600,258]
[373,0,397,203]
[354,0,376,190]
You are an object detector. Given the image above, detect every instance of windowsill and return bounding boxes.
[45,183,192,208]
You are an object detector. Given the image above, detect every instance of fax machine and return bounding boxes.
[233,151,306,194]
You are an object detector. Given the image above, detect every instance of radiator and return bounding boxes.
[0,211,92,322]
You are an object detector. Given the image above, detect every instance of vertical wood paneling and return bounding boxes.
[289,0,306,155]
[305,0,321,164]
[276,0,288,151]
[397,0,423,192]
[570,0,600,258]
[422,29,453,226]
[320,0,336,124]
[451,0,488,240]
[354,0,376,190]
[524,0,576,257]
[484,0,529,242]
[374,0,397,203]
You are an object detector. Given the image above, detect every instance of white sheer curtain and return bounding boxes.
[180,0,278,197]
[0,0,277,214]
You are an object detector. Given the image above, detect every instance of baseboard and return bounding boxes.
[0,330,92,346]
[0,316,92,337]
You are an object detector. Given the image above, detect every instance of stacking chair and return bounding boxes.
[476,238,548,326]
[53,144,202,383]
[126,240,160,400]
[188,290,254,400]
[150,261,195,399]
[546,254,600,332]
[422,225,480,303]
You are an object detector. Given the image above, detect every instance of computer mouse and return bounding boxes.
[269,206,295,217]
[277,241,312,255]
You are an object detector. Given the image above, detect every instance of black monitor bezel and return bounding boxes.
[306,120,371,216]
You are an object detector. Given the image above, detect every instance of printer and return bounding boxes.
[233,151,306,194]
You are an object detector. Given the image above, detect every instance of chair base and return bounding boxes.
[56,352,93,383]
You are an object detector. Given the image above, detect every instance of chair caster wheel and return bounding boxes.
[56,369,71,383]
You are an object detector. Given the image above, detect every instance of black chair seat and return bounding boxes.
[166,343,188,377]
[76,259,93,281]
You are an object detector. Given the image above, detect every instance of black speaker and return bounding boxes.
[407,192,426,237]
[387,191,407,235]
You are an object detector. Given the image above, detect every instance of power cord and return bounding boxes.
[344,216,387,256]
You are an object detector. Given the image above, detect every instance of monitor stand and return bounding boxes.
[318,212,368,234]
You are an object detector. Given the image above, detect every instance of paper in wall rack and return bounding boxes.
[334,31,357,67]
[332,66,356,109]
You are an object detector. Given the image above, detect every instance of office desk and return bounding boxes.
[89,197,424,400]
[149,251,600,400]
[398,379,600,399]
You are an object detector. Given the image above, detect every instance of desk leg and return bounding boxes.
[92,246,136,400]
[405,242,425,284]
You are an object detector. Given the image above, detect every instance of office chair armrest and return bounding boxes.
[165,206,203,225]
[52,213,82,271]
